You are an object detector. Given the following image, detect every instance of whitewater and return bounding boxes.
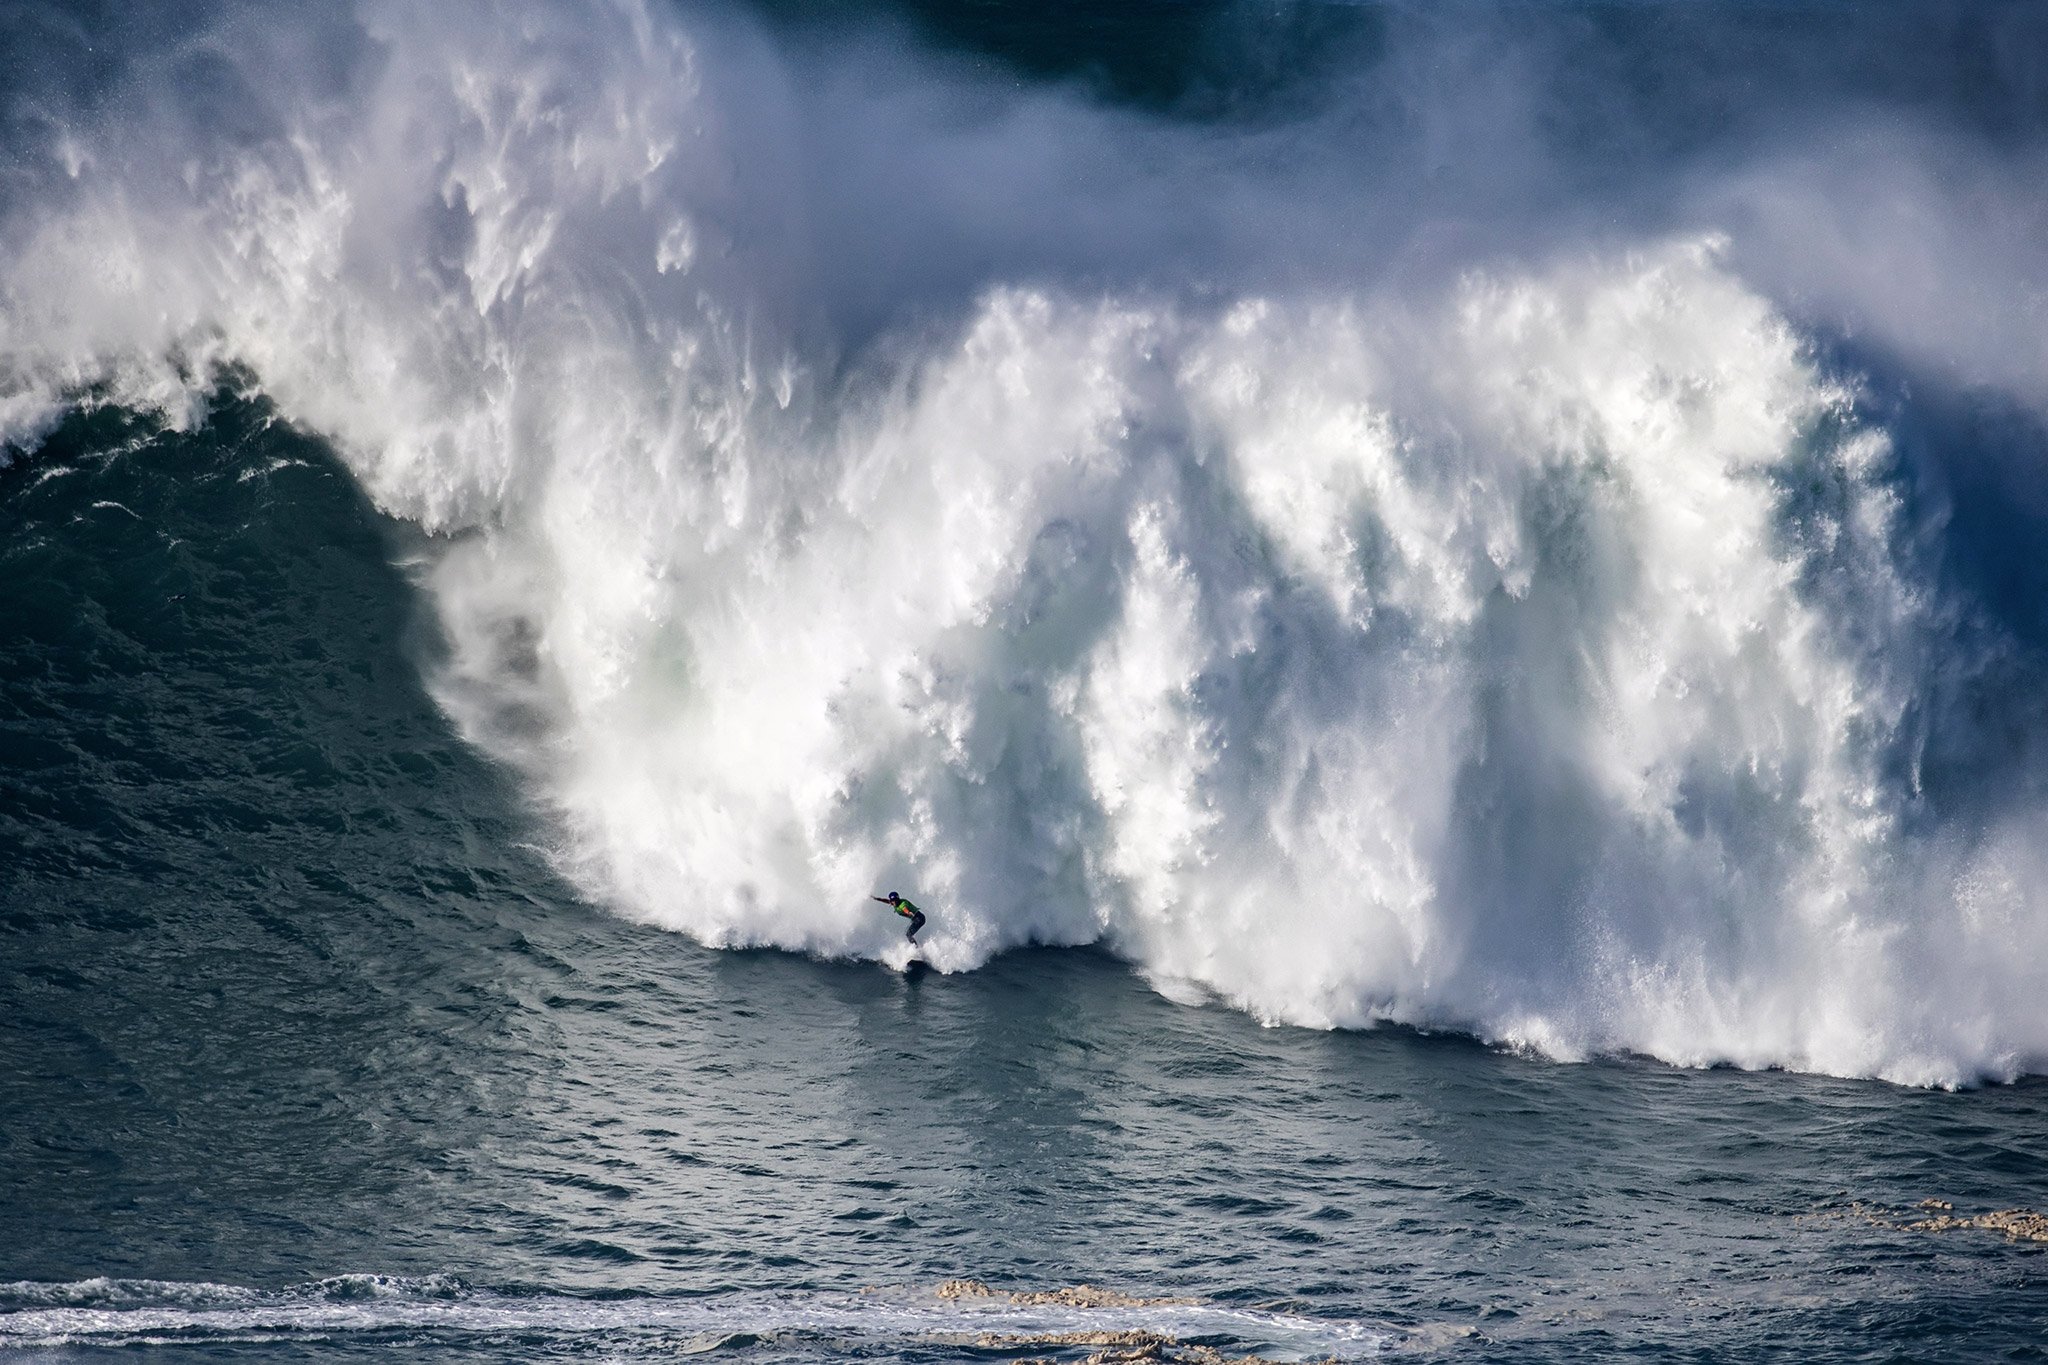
[4,0,2047,1086]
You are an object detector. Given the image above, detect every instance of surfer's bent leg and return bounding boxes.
[906,911,925,944]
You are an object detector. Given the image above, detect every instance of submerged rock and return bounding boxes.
[935,1278,997,1299]
[1903,1207,2048,1243]
[1797,1200,2048,1244]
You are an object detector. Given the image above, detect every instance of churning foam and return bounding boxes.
[2,0,2044,1085]
[0,1276,1392,1356]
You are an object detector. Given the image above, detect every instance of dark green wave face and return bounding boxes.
[5,3,2048,1359]
[0,397,545,1280]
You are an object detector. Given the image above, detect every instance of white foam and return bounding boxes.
[0,1278,1390,1359]
[1,1,2045,1085]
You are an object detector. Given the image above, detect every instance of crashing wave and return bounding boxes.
[2,0,2045,1085]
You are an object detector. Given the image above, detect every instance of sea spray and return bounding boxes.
[2,0,2045,1084]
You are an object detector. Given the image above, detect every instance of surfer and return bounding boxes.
[873,892,926,944]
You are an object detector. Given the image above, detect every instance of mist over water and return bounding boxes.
[4,0,2048,1085]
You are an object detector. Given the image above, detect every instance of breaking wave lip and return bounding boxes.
[0,1276,1394,1358]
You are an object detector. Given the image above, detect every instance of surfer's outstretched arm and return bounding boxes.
[873,891,925,943]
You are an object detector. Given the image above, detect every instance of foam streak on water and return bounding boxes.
[0,1277,1389,1359]
[2,0,2046,1084]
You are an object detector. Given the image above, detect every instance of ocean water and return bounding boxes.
[5,1,2048,1360]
